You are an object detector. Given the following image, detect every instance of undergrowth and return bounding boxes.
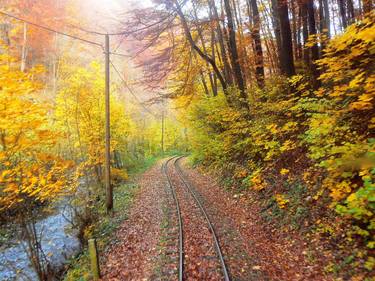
[63,156,160,280]
[186,15,375,279]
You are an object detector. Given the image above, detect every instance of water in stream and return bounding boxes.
[0,203,81,280]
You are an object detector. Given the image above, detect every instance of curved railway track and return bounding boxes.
[162,157,184,281]
[162,156,230,281]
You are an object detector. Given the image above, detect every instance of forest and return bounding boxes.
[0,0,374,280]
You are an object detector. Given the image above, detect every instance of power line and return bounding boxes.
[67,23,110,36]
[68,13,176,36]
[0,11,140,58]
[0,10,103,47]
[109,51,131,58]
[110,60,159,118]
[114,34,126,52]
[110,60,160,118]
[0,10,179,62]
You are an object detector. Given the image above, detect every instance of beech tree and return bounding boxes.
[120,0,372,102]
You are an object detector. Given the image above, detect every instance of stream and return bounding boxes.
[0,202,81,281]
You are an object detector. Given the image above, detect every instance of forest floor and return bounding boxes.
[99,158,332,281]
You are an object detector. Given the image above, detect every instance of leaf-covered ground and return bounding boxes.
[100,161,165,280]
[100,159,332,280]
[168,159,222,280]
[179,159,330,280]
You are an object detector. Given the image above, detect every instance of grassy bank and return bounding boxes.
[63,156,160,280]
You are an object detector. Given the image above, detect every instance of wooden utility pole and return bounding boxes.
[161,110,165,155]
[0,11,115,212]
[88,239,100,280]
[105,34,113,212]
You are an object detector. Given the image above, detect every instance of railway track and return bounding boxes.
[162,156,230,281]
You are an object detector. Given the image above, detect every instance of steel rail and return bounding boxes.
[173,156,231,281]
[162,157,184,281]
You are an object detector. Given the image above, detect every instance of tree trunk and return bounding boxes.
[21,22,28,72]
[307,1,319,62]
[233,0,249,87]
[208,0,233,85]
[318,0,327,52]
[362,0,373,14]
[262,4,278,74]
[210,28,218,96]
[248,0,265,88]
[277,0,296,76]
[301,2,310,67]
[173,0,251,109]
[318,0,325,34]
[192,2,217,97]
[291,1,299,61]
[200,70,210,97]
[347,0,355,24]
[297,5,303,61]
[331,3,338,35]
[0,23,11,52]
[338,0,348,29]
[52,32,59,97]
[323,0,331,37]
[174,1,227,92]
[223,0,248,99]
[306,0,320,88]
[271,0,283,73]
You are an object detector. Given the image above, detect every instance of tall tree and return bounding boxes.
[223,0,248,98]
[271,0,283,72]
[322,0,331,37]
[318,0,330,41]
[277,0,296,76]
[290,0,300,61]
[300,1,310,66]
[192,1,217,97]
[338,0,348,29]
[362,0,373,14]
[347,0,355,24]
[208,0,233,85]
[0,23,10,47]
[172,0,249,111]
[248,0,265,87]
[306,0,320,87]
[173,1,227,93]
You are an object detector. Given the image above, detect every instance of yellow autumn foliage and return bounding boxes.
[183,14,375,237]
[54,61,132,185]
[275,194,289,209]
[0,54,73,211]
